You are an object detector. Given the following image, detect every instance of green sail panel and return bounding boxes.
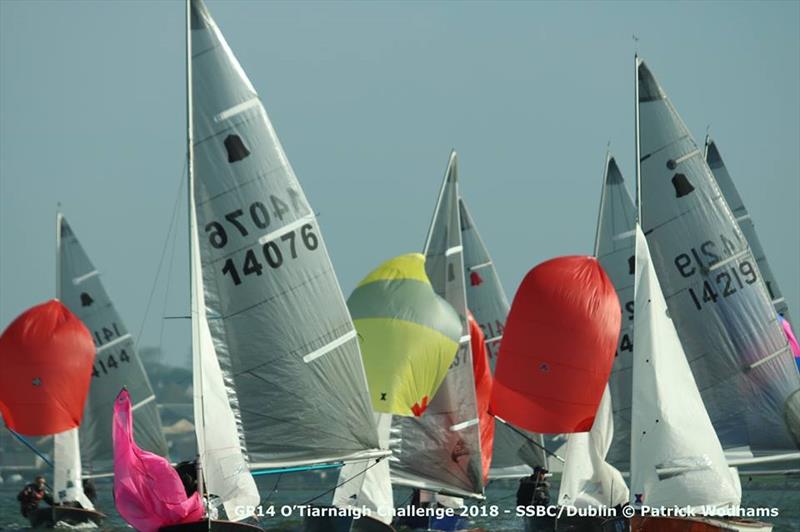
[57,215,167,473]
[705,138,792,325]
[189,0,381,469]
[637,57,800,453]
[459,197,546,478]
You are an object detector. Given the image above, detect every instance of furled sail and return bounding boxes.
[593,156,636,469]
[636,56,800,452]
[347,253,463,416]
[459,197,547,478]
[57,215,167,473]
[390,151,484,498]
[491,256,620,434]
[189,0,381,478]
[557,386,628,509]
[705,137,792,325]
[630,226,740,511]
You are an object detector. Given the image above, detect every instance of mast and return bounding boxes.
[592,150,612,257]
[185,0,206,506]
[634,54,641,223]
[56,210,63,300]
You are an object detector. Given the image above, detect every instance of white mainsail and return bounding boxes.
[704,136,792,325]
[630,226,739,511]
[390,151,484,498]
[187,0,383,515]
[636,56,800,453]
[459,197,546,479]
[558,386,628,509]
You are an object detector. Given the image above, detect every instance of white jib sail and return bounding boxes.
[190,184,259,519]
[332,413,394,525]
[52,428,93,509]
[558,385,628,509]
[630,226,740,512]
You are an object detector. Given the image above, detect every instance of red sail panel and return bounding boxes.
[0,300,95,436]
[490,256,620,434]
[469,312,494,484]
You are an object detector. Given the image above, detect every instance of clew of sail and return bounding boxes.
[705,137,792,325]
[630,225,740,511]
[189,0,381,481]
[390,151,484,498]
[636,56,800,452]
[593,156,636,470]
[459,198,546,479]
[57,215,167,474]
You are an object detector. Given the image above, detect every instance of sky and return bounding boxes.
[1,0,798,367]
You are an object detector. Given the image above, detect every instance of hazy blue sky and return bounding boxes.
[1,0,798,366]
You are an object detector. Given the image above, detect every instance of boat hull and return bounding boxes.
[27,506,105,528]
[631,516,772,532]
[554,515,629,531]
[159,519,263,532]
[302,513,395,532]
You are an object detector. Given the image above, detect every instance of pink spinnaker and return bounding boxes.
[113,389,204,532]
[779,315,800,357]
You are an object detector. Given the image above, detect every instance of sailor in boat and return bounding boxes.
[82,479,97,505]
[516,466,550,509]
[16,475,53,517]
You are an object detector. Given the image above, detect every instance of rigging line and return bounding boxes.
[298,456,386,506]
[135,159,187,350]
[261,473,283,503]
[4,426,53,468]
[158,178,184,352]
[495,417,564,463]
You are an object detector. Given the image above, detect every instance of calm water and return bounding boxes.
[1,473,798,531]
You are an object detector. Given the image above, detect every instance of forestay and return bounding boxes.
[459,197,546,479]
[593,156,636,470]
[636,57,800,452]
[189,0,381,473]
[390,151,484,498]
[630,226,739,511]
[705,137,792,325]
[57,215,167,473]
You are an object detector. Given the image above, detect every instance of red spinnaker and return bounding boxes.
[0,300,95,436]
[469,312,494,484]
[490,256,620,433]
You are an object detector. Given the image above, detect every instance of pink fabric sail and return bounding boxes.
[113,389,203,531]
[778,315,800,357]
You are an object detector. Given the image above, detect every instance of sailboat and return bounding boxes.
[458,196,549,480]
[153,0,385,528]
[635,55,800,461]
[389,151,485,531]
[703,137,792,325]
[628,225,768,532]
[23,215,170,528]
